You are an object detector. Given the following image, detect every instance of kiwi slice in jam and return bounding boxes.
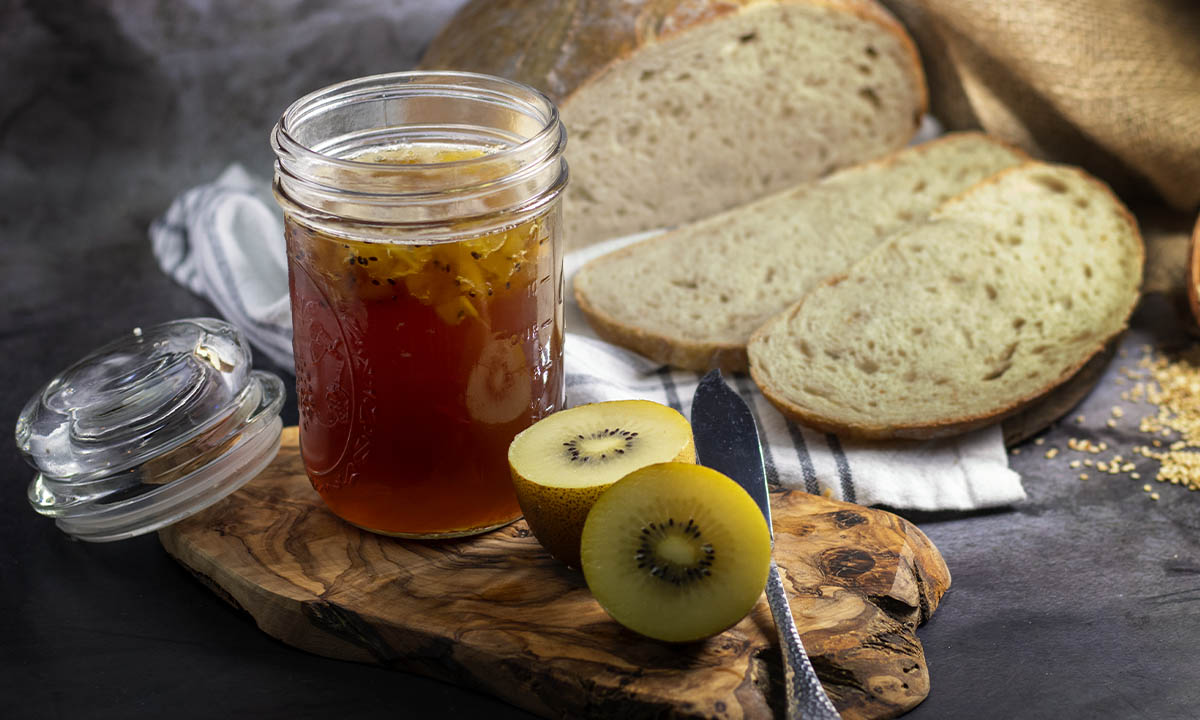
[300,214,545,325]
[507,400,695,568]
[580,462,772,643]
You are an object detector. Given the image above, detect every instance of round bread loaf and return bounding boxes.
[421,0,927,250]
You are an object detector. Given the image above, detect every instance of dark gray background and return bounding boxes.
[2,1,1197,718]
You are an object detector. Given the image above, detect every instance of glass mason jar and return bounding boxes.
[271,72,567,538]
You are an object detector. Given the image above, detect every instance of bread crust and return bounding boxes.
[748,162,1145,440]
[573,271,749,372]
[573,132,1029,373]
[420,0,927,117]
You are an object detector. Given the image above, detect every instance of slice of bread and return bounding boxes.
[574,133,1026,371]
[421,0,926,250]
[748,162,1144,439]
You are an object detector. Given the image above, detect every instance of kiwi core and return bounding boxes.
[638,519,715,585]
[563,429,638,463]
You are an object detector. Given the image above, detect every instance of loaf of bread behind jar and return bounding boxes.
[420,0,927,250]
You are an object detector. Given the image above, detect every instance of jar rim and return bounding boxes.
[270,70,568,229]
[271,70,562,177]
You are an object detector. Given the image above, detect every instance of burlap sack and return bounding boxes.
[882,0,1200,210]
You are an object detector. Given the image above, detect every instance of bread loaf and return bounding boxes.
[421,0,926,250]
[574,133,1026,371]
[748,162,1143,439]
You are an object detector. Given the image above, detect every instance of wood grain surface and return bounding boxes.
[159,427,950,720]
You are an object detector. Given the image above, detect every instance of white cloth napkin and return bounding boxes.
[151,165,294,368]
[151,166,1026,512]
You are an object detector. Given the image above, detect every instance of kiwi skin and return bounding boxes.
[511,440,695,569]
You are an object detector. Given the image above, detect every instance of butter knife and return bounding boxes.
[691,370,841,720]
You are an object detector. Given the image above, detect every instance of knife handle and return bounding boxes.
[765,560,842,720]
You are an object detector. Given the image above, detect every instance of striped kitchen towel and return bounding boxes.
[152,166,1027,512]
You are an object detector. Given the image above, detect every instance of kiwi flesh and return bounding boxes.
[580,462,771,643]
[508,400,695,568]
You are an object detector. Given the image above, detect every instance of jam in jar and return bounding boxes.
[272,73,567,537]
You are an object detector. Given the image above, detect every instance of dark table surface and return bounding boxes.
[3,3,1198,719]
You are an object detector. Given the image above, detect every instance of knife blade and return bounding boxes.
[691,370,773,536]
[691,369,841,720]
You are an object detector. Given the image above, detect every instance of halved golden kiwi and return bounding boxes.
[580,462,771,643]
[508,400,695,568]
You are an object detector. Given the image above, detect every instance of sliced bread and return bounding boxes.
[574,133,1027,371]
[421,0,926,250]
[748,162,1144,439]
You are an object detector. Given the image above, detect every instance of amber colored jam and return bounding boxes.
[285,146,563,537]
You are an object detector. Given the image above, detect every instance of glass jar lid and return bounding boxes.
[17,318,285,542]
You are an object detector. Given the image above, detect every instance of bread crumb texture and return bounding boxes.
[748,162,1143,438]
[563,1,923,247]
[575,133,1024,370]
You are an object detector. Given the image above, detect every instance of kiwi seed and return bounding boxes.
[561,429,639,463]
[634,517,715,585]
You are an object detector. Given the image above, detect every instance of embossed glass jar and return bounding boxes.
[272,72,567,538]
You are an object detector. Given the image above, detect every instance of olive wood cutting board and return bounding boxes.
[160,427,950,720]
